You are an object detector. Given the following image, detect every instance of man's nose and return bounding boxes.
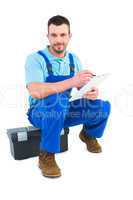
[56,36,62,43]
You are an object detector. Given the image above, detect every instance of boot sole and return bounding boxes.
[43,174,61,178]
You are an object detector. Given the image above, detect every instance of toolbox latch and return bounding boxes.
[17,131,28,142]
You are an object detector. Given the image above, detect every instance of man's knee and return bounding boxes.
[88,99,111,120]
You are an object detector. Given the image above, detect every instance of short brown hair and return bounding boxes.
[48,15,70,33]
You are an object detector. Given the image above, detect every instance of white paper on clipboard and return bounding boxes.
[69,73,111,102]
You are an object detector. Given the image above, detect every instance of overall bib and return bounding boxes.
[27,51,111,153]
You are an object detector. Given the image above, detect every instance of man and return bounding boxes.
[25,15,111,178]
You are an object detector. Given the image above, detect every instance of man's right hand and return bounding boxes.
[71,70,94,88]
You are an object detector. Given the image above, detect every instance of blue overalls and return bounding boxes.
[27,51,111,153]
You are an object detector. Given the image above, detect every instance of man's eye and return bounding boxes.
[51,34,57,37]
[61,34,66,37]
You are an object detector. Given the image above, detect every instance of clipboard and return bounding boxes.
[69,73,111,101]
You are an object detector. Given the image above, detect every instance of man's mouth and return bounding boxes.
[55,44,64,47]
[52,44,65,53]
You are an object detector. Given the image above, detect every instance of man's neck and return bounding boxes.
[48,46,65,58]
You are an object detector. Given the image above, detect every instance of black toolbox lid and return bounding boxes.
[7,126,69,143]
[7,126,41,142]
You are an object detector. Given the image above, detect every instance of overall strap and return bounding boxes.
[37,50,53,75]
[68,53,75,76]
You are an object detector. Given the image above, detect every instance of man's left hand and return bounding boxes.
[83,87,99,100]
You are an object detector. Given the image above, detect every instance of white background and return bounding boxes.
[0,0,133,199]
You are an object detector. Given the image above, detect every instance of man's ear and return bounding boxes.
[69,33,72,39]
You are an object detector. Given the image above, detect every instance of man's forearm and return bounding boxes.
[27,77,75,99]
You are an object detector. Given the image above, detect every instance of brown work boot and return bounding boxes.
[39,151,61,178]
[79,130,102,153]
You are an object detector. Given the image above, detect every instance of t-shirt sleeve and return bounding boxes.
[25,54,44,86]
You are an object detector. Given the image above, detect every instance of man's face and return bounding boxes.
[47,24,71,54]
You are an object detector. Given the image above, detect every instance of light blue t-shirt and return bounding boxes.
[25,46,83,106]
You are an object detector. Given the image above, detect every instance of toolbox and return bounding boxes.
[7,126,69,160]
